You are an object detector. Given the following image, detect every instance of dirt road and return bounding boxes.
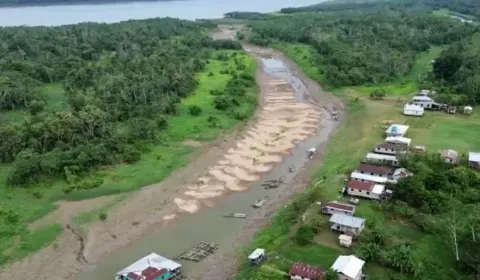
[0,26,344,280]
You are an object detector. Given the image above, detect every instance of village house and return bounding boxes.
[440,149,459,164]
[330,213,365,235]
[374,142,407,155]
[331,255,365,280]
[390,168,410,181]
[356,163,391,177]
[364,153,400,167]
[417,89,432,96]
[412,95,440,109]
[403,103,424,116]
[322,201,356,216]
[350,171,390,184]
[288,262,324,280]
[346,180,386,200]
[116,253,182,280]
[385,124,409,137]
[469,152,480,169]
[384,136,412,147]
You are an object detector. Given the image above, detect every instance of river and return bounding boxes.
[0,0,322,27]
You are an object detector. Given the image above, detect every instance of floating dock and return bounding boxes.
[175,241,219,262]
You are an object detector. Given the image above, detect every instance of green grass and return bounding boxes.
[236,44,480,279]
[0,50,258,265]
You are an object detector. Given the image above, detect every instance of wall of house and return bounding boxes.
[324,207,354,216]
[332,223,364,235]
[413,100,433,108]
[365,157,399,166]
[358,170,386,177]
[347,188,381,200]
[374,147,396,155]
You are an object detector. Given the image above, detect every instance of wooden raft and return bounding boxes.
[175,241,219,262]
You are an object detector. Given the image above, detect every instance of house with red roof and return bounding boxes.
[346,180,386,201]
[289,262,324,280]
[115,253,181,280]
[356,164,391,177]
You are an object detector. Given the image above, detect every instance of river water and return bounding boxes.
[0,0,322,27]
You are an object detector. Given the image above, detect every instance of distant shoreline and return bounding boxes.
[0,0,185,8]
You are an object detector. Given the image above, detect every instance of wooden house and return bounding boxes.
[329,213,365,235]
[412,96,440,110]
[346,180,386,201]
[364,153,400,167]
[440,149,459,164]
[403,103,424,116]
[374,142,407,155]
[384,136,411,147]
[322,201,356,216]
[350,171,390,184]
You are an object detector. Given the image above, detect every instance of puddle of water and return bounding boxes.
[77,50,336,280]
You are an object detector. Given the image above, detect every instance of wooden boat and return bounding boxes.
[223,213,247,218]
[252,197,268,208]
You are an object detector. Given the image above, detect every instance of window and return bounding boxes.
[350,188,354,191]
[359,190,362,192]
[367,192,370,195]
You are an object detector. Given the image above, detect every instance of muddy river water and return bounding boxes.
[77,44,340,280]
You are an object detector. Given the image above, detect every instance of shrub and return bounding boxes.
[295,225,315,245]
[188,105,202,116]
[99,212,107,221]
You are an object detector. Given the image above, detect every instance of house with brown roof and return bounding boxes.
[440,149,459,164]
[356,164,391,177]
[322,201,356,216]
[346,180,386,201]
[374,142,407,155]
[289,262,324,280]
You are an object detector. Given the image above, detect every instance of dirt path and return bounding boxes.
[0,26,344,280]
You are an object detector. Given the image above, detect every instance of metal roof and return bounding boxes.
[412,96,434,102]
[289,262,324,279]
[372,184,385,195]
[350,172,389,184]
[365,153,398,161]
[385,124,409,134]
[469,152,480,162]
[357,163,391,175]
[385,136,412,145]
[329,213,365,228]
[331,255,365,279]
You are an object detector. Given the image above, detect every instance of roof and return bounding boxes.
[385,136,412,145]
[289,262,324,280]
[248,248,265,260]
[375,142,407,152]
[347,180,374,191]
[440,149,458,160]
[469,152,480,162]
[145,269,168,280]
[141,267,158,276]
[465,106,473,110]
[357,163,391,175]
[339,234,353,242]
[331,255,365,279]
[404,103,424,111]
[412,95,434,102]
[330,213,365,228]
[350,172,389,184]
[116,253,181,277]
[326,201,355,212]
[372,184,385,195]
[418,89,431,96]
[365,153,398,161]
[385,124,409,135]
[393,168,410,177]
[127,272,141,280]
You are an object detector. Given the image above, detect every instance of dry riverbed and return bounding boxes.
[0,26,344,280]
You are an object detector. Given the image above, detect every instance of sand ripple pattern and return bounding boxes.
[175,78,322,213]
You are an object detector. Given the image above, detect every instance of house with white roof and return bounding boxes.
[469,152,480,169]
[331,255,365,280]
[404,103,424,116]
[350,171,390,184]
[329,213,365,235]
[385,124,409,137]
[384,136,412,146]
[364,153,400,167]
[115,253,181,280]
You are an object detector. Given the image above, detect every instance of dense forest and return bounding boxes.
[429,32,480,104]
[379,154,480,278]
[0,18,246,187]
[244,9,476,87]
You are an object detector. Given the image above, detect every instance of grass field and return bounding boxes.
[235,44,480,279]
[0,50,257,265]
